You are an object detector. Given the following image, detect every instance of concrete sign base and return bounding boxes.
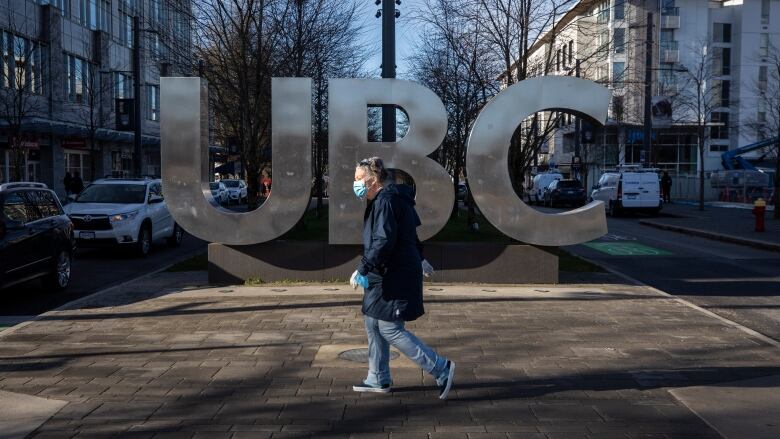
[208,241,558,284]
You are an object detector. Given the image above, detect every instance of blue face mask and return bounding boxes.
[353,180,367,199]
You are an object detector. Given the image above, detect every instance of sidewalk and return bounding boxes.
[1,271,780,438]
[641,202,780,251]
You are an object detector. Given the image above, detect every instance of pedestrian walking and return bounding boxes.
[661,171,672,204]
[71,172,84,195]
[349,157,455,399]
[63,172,73,197]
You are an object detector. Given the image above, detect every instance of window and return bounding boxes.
[612,61,625,83]
[115,72,132,98]
[2,192,32,224]
[562,44,567,68]
[64,53,88,103]
[121,12,133,47]
[28,191,62,218]
[659,66,676,91]
[710,112,729,140]
[150,0,161,24]
[713,47,731,75]
[760,33,769,57]
[147,84,159,121]
[598,30,609,52]
[568,40,573,64]
[762,0,770,25]
[65,151,90,180]
[719,80,730,107]
[50,0,71,17]
[3,33,44,94]
[614,28,625,54]
[1,32,9,88]
[713,23,731,43]
[710,143,728,153]
[556,49,560,71]
[759,66,768,92]
[614,0,625,20]
[597,1,609,23]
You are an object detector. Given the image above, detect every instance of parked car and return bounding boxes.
[210,181,228,205]
[1,182,75,291]
[543,179,587,207]
[222,179,247,204]
[527,171,563,205]
[591,167,662,216]
[63,178,183,256]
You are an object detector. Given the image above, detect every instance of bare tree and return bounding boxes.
[411,0,498,222]
[744,40,780,218]
[0,18,47,182]
[673,40,723,211]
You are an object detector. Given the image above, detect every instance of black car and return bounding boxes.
[544,179,587,207]
[1,182,76,291]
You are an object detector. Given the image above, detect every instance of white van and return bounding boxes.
[528,171,563,205]
[591,167,662,216]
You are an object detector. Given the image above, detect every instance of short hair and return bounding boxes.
[356,157,388,183]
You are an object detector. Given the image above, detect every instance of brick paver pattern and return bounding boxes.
[1,274,779,438]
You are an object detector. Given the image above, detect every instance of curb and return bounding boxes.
[0,248,207,340]
[639,220,780,253]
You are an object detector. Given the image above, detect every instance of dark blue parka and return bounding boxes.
[357,183,425,322]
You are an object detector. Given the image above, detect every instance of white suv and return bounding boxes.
[63,178,183,256]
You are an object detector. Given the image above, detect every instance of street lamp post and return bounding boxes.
[378,0,400,143]
[133,16,142,177]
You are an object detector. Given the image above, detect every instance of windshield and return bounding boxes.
[222,180,239,188]
[210,182,220,190]
[76,184,147,204]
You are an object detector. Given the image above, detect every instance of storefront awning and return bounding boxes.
[1,117,160,146]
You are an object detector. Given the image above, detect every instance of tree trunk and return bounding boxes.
[699,128,705,211]
[774,139,780,219]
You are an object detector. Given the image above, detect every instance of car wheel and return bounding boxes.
[44,248,71,291]
[167,223,184,247]
[136,225,152,257]
[607,201,615,217]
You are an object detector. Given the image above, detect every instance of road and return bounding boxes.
[546,208,780,342]
[0,233,206,319]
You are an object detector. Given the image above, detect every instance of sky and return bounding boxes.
[356,0,425,78]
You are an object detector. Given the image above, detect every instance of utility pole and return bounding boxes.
[380,0,398,143]
[132,15,142,177]
[642,11,653,167]
[574,59,581,179]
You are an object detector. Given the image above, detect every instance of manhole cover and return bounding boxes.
[271,288,287,292]
[428,288,443,292]
[219,289,233,293]
[481,289,496,292]
[323,288,339,291]
[338,348,399,363]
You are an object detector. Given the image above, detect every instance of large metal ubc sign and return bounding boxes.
[160,76,610,247]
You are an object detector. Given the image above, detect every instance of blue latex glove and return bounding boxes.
[350,270,369,289]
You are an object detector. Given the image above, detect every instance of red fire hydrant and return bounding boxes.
[753,198,766,232]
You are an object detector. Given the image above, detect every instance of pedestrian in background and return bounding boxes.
[71,172,84,195]
[63,172,73,197]
[661,171,672,204]
[350,156,455,399]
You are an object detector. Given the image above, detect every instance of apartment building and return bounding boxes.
[0,0,192,196]
[524,0,780,190]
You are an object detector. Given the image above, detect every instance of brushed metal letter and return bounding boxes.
[466,76,610,246]
[160,77,311,245]
[328,79,453,244]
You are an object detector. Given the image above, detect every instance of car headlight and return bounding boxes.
[110,210,139,222]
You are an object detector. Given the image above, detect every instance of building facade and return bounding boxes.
[0,0,192,196]
[525,0,780,197]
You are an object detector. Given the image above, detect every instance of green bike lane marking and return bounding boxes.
[583,242,673,256]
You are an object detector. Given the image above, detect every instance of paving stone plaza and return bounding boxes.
[1,272,779,438]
